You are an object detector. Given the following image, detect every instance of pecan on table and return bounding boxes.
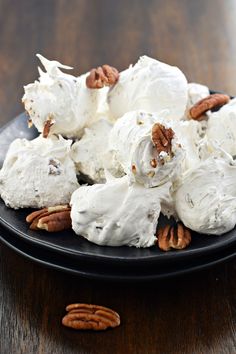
[151,123,175,156]
[26,205,71,232]
[62,303,120,331]
[86,65,119,89]
[188,93,230,120]
[157,222,191,251]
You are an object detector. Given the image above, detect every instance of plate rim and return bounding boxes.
[1,209,236,265]
[1,227,236,282]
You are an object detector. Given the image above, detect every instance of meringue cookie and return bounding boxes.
[206,98,236,156]
[71,175,172,247]
[107,55,188,120]
[71,119,113,183]
[186,83,210,108]
[23,54,104,138]
[109,111,185,187]
[174,154,236,235]
[169,119,207,171]
[0,135,79,209]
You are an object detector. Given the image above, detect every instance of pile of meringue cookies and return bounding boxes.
[1,54,236,250]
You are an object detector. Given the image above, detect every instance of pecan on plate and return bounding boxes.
[86,65,119,89]
[189,93,230,120]
[43,114,55,138]
[62,303,120,331]
[157,223,191,251]
[26,205,71,232]
[151,123,175,156]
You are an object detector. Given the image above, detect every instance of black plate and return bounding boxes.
[1,225,235,281]
[0,112,236,272]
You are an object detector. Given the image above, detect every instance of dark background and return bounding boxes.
[0,0,236,353]
[1,0,236,123]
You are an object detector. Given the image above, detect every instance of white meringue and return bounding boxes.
[206,98,236,157]
[107,55,188,120]
[169,119,207,171]
[71,119,113,183]
[186,82,209,108]
[2,52,235,246]
[22,54,104,138]
[0,135,79,209]
[109,110,185,187]
[174,153,236,235]
[70,176,171,247]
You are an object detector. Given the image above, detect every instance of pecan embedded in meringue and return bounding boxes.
[43,114,55,138]
[189,93,230,120]
[86,65,119,89]
[151,123,174,155]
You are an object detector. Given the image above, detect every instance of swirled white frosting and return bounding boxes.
[206,98,236,157]
[107,55,188,120]
[0,135,79,209]
[22,54,104,138]
[174,153,236,235]
[108,111,185,187]
[71,119,113,183]
[70,176,172,247]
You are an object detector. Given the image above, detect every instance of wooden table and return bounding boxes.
[0,1,236,353]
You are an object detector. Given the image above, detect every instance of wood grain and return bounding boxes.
[0,0,236,353]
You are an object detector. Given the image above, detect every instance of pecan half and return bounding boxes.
[157,223,191,251]
[26,205,71,232]
[43,114,55,138]
[62,303,120,331]
[151,123,174,155]
[189,93,230,120]
[86,65,119,89]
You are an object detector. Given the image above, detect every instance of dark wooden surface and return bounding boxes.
[0,0,236,353]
